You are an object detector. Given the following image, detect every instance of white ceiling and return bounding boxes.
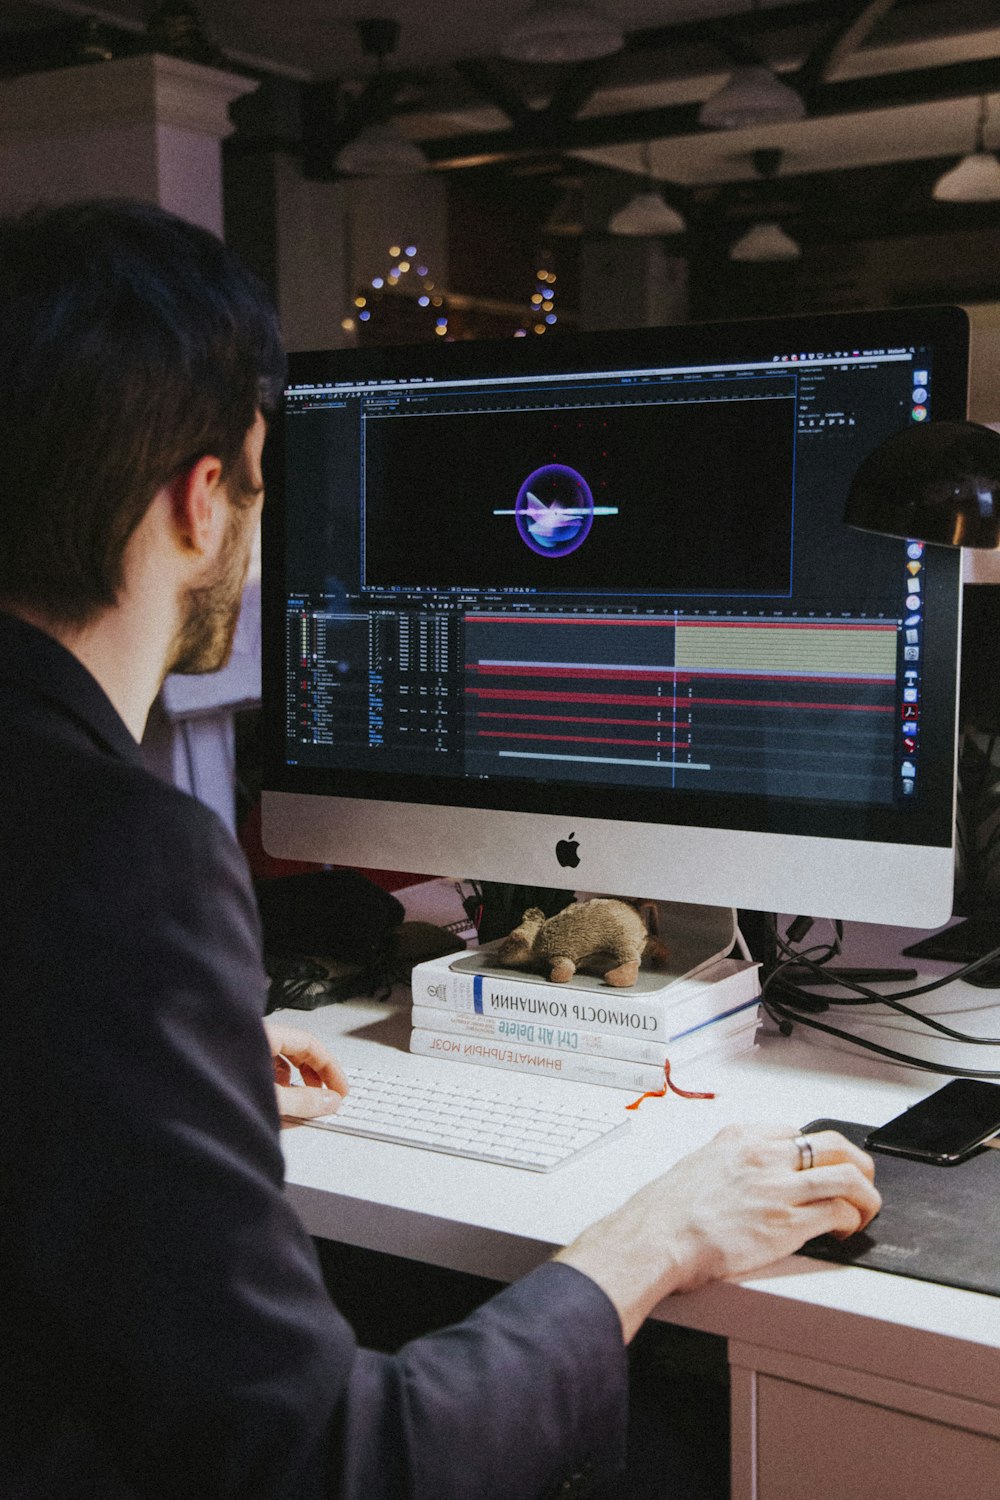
[18,1,1000,186]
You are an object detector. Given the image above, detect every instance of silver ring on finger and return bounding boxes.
[793,1135,815,1172]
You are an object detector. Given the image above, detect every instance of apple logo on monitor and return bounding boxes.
[555,833,580,869]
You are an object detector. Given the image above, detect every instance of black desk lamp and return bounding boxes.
[845,420,1000,548]
[847,419,1000,974]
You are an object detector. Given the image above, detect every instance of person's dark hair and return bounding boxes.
[0,198,286,624]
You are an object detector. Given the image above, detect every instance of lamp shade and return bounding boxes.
[698,65,806,130]
[501,2,624,63]
[729,221,800,261]
[608,190,686,236]
[932,151,1000,203]
[845,421,1000,548]
[334,122,428,176]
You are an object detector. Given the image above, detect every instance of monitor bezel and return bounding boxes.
[261,305,967,918]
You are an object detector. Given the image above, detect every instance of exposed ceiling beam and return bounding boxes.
[423,53,1000,171]
[794,0,901,105]
[451,50,623,154]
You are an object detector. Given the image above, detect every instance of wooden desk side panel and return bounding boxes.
[747,1372,1000,1500]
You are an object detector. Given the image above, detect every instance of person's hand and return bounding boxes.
[556,1124,880,1342]
[263,1019,349,1121]
[637,1124,880,1291]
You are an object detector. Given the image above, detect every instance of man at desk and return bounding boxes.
[0,199,880,1500]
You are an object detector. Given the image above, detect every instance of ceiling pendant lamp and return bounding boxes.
[334,122,428,176]
[933,96,1000,202]
[699,64,805,130]
[501,2,625,64]
[333,17,429,177]
[729,220,801,262]
[608,142,686,236]
[608,191,685,236]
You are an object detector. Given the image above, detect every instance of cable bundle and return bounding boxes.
[760,914,1000,1079]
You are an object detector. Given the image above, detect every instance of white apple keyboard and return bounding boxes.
[304,1064,631,1171]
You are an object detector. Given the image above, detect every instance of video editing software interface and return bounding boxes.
[272,314,962,847]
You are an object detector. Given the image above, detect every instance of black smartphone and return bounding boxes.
[865,1080,1000,1165]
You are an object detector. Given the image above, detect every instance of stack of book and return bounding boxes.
[408,943,761,1093]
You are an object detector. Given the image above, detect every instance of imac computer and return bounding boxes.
[260,306,968,929]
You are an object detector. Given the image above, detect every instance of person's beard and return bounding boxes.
[167,493,256,677]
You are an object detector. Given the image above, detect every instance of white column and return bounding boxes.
[578,237,688,331]
[272,157,352,353]
[260,158,449,353]
[346,173,448,299]
[0,53,255,232]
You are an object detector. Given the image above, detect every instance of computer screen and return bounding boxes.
[261,306,967,927]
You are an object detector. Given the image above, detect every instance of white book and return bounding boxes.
[409,1013,760,1092]
[410,996,760,1066]
[410,952,761,1043]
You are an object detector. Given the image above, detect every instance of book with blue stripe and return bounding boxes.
[410,950,761,1044]
[410,992,760,1066]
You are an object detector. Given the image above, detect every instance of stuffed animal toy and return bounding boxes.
[494,897,669,988]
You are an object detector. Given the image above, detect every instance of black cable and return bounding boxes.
[759,913,1000,1071]
[772,917,914,985]
[770,917,1000,1010]
[762,993,1000,1080]
[763,941,1000,1045]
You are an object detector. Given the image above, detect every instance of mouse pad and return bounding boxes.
[797,1119,1000,1298]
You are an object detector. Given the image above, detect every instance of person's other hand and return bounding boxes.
[557,1124,880,1341]
[640,1124,880,1296]
[263,1019,349,1120]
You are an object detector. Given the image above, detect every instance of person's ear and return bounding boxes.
[167,454,225,556]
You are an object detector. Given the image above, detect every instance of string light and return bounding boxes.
[357,251,567,340]
[350,242,448,336]
[523,265,558,335]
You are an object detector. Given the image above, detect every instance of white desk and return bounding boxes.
[278,886,1000,1500]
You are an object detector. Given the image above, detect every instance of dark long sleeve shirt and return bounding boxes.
[0,613,628,1500]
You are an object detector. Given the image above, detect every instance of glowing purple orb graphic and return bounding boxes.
[515,464,594,558]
